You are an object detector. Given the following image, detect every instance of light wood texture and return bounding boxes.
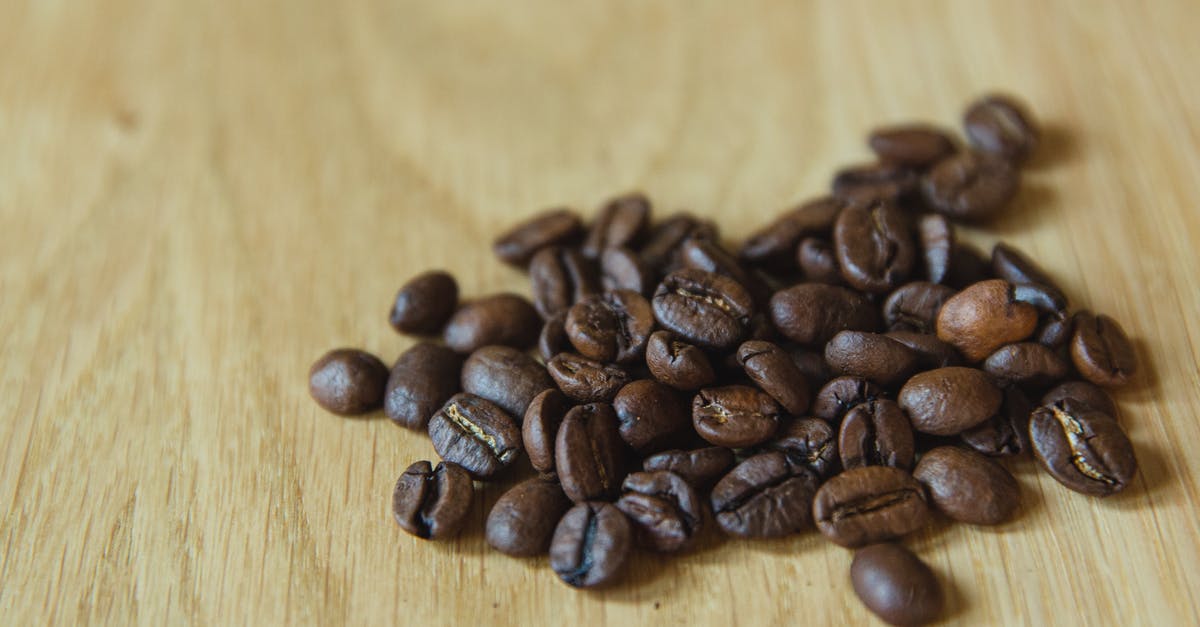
[2,1,1198,625]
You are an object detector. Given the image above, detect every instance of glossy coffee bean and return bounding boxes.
[638,212,717,274]
[461,345,553,421]
[529,246,600,319]
[839,400,915,470]
[737,340,812,416]
[384,342,463,430]
[582,193,650,258]
[899,367,1002,436]
[427,393,521,479]
[1011,282,1068,315]
[789,348,834,389]
[914,446,1019,525]
[392,460,473,540]
[766,418,839,479]
[644,330,716,391]
[523,389,572,475]
[1030,399,1137,496]
[443,293,541,354]
[832,162,920,205]
[652,269,754,350]
[834,201,916,294]
[739,196,843,270]
[678,237,773,308]
[964,94,1039,163]
[770,283,880,347]
[566,290,655,364]
[960,386,1033,457]
[555,403,627,502]
[922,152,1019,222]
[1041,380,1118,418]
[1035,311,1074,349]
[883,282,956,334]
[1070,311,1137,387]
[613,379,689,452]
[797,237,844,285]
[388,270,459,335]
[547,353,631,403]
[486,477,571,556]
[825,331,921,387]
[601,247,654,295]
[642,447,735,489]
[813,466,931,548]
[982,342,1069,387]
[711,451,819,538]
[851,543,943,626]
[615,471,703,552]
[944,242,994,289]
[692,385,783,448]
[868,125,956,167]
[917,213,954,285]
[991,242,1062,295]
[550,502,632,589]
[885,331,963,370]
[538,311,570,362]
[812,376,884,423]
[309,348,389,416]
[936,279,1038,362]
[493,208,583,267]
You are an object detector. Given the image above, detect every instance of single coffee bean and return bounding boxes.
[770,283,880,347]
[529,246,600,319]
[538,310,570,362]
[960,386,1033,457]
[914,446,1020,525]
[523,389,572,475]
[679,236,772,307]
[388,270,459,335]
[812,466,931,548]
[991,242,1063,295]
[825,331,921,387]
[392,460,473,540]
[461,345,554,421]
[885,331,963,369]
[789,348,834,389]
[1070,311,1137,387]
[711,451,819,538]
[692,385,783,448]
[638,212,717,274]
[615,471,703,552]
[832,162,920,205]
[1035,311,1074,349]
[813,376,884,423]
[555,403,627,502]
[917,213,954,285]
[834,201,916,294]
[944,242,994,289]
[549,502,632,589]
[582,192,650,258]
[565,290,655,364]
[883,282,957,334]
[739,196,843,270]
[644,330,716,391]
[384,342,464,430]
[642,447,735,489]
[1041,380,1118,418]
[936,279,1038,362]
[443,293,540,354]
[851,543,943,626]
[547,353,631,403]
[737,340,812,416]
[486,477,571,556]
[493,208,583,267]
[964,94,1039,163]
[1029,399,1137,496]
[982,342,1069,387]
[766,418,839,479]
[839,400,915,470]
[898,367,1002,436]
[1012,282,1068,315]
[613,379,689,452]
[922,151,1019,222]
[797,237,844,285]
[652,269,754,350]
[868,124,956,167]
[427,393,521,479]
[601,246,654,295]
[309,348,389,416]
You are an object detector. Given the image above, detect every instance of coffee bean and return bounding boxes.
[652,269,754,350]
[883,282,957,334]
[638,212,718,275]
[834,201,916,294]
[839,400,915,470]
[737,340,812,416]
[1029,399,1137,496]
[1070,311,1137,387]
[549,502,632,589]
[944,242,994,289]
[615,471,703,552]
[461,345,554,421]
[964,94,1038,163]
[529,246,600,319]
[789,347,834,389]
[692,385,783,448]
[644,330,716,391]
[982,342,1069,387]
[384,342,464,430]
[914,446,1019,525]
[711,451,819,538]
[679,237,772,307]
[899,367,1002,436]
[388,271,459,335]
[917,213,954,286]
[309,348,389,416]
[851,543,943,626]
[770,283,880,347]
[813,466,931,548]
[613,379,689,452]
[1011,282,1068,315]
[936,279,1038,362]
[884,331,963,369]
[1035,311,1074,349]
[443,293,541,353]
[493,208,583,267]
[825,331,921,387]
[523,389,572,475]
[868,125,956,167]
[582,193,650,258]
[547,353,631,403]
[486,477,571,556]
[960,386,1033,457]
[1041,380,1118,418]
[812,376,884,423]
[392,460,473,540]
[538,311,570,362]
[796,237,844,285]
[991,242,1063,295]
[601,247,654,295]
[642,447,735,489]
[566,290,655,364]
[832,162,920,205]
[555,403,627,502]
[428,393,522,479]
[739,196,843,271]
[922,151,1019,222]
[766,418,839,479]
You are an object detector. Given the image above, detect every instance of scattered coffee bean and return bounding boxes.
[899,367,1002,436]
[711,451,819,538]
[832,163,919,205]
[639,212,717,274]
[652,269,754,350]
[884,331,963,370]
[1041,380,1118,418]
[582,193,650,258]
[538,310,570,362]
[642,447,735,489]
[547,352,630,403]
[812,376,884,423]
[797,237,844,285]
[917,213,954,285]
[555,403,627,502]
[309,348,389,416]
[936,279,1038,362]
[615,471,703,552]
[389,270,459,335]
[692,385,782,448]
[443,293,541,353]
[944,242,994,289]
[770,283,880,347]
[566,290,655,364]
[384,342,464,430]
[529,246,599,319]
[922,151,1019,221]
[789,348,834,389]
[883,282,957,334]
[680,236,771,306]
[825,331,921,387]
[392,460,473,540]
[766,418,840,479]
[838,400,915,470]
[486,477,572,556]
[428,393,522,479]
[960,386,1033,457]
[461,345,553,421]
[493,208,583,267]
[914,446,1020,524]
[737,340,812,415]
[523,389,572,475]
[1029,399,1137,496]
[645,330,716,391]
[1035,311,1074,349]
[1070,310,1137,387]
[868,125,956,167]
[813,466,931,548]
[982,342,1069,387]
[549,502,632,589]
[1012,282,1068,315]
[601,246,654,295]
[964,94,1039,163]
[851,543,943,626]
[613,379,689,452]
[991,242,1062,295]
[739,196,843,271]
[834,201,916,294]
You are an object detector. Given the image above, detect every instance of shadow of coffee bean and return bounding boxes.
[1027,123,1076,170]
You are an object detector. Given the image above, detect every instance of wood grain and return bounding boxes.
[2,1,1199,624]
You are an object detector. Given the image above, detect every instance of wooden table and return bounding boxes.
[3,1,1198,624]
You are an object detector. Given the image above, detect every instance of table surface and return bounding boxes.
[3,1,1199,625]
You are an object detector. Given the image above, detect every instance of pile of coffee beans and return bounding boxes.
[308,93,1143,624]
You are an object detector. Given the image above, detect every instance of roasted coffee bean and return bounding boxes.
[582,193,650,258]
[812,466,931,548]
[639,212,717,274]
[461,345,554,421]
[1041,380,1118,417]
[936,279,1038,362]
[549,502,632,589]
[899,367,1002,436]
[615,471,703,552]
[917,213,954,285]
[565,290,655,364]
[601,246,654,295]
[834,201,916,294]
[389,270,459,335]
[839,400,915,470]
[680,237,772,307]
[1070,311,1137,387]
[427,393,521,479]
[692,385,783,448]
[538,311,570,362]
[739,196,843,270]
[922,151,1019,222]
[613,379,689,452]
[832,162,920,205]
[493,208,583,267]
[443,293,541,353]
[555,403,627,502]
[1030,399,1137,496]
[813,376,884,423]
[883,282,957,333]
[992,242,1063,295]
[309,348,389,416]
[529,246,600,319]
[384,342,464,430]
[1012,283,1068,315]
[944,242,994,289]
[868,125,956,167]
[885,331,963,369]
[797,237,843,285]
[825,331,921,387]
[642,447,735,489]
[711,451,819,538]
[914,446,1019,525]
[770,283,880,347]
[737,340,812,416]
[766,418,839,479]
[1036,311,1074,349]
[486,477,571,556]
[644,330,716,391]
[652,269,754,350]
[964,94,1039,163]
[547,353,631,403]
[789,348,834,389]
[392,460,473,540]
[851,543,944,626]
[960,386,1033,457]
[523,389,572,475]
[982,342,1069,387]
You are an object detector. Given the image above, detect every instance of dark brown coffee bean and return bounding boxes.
[922,151,1019,222]
[652,269,754,350]
[679,237,772,307]
[523,389,572,475]
[582,193,650,258]
[389,271,459,335]
[813,376,885,423]
[538,311,570,362]
[960,386,1033,457]
[547,353,630,403]
[832,162,920,205]
[1035,311,1074,349]
[914,446,1019,525]
[883,282,957,334]
[982,342,1069,387]
[834,201,916,294]
[944,242,994,289]
[796,237,844,285]
[601,246,654,295]
[917,213,954,285]
[427,393,521,479]
[692,385,783,448]
[868,125,956,167]
[550,502,632,588]
[642,447,735,489]
[839,400,915,470]
[936,279,1038,362]
[392,460,473,540]
[1030,399,1137,496]
[991,242,1063,295]
[964,94,1039,163]
[1041,380,1118,418]
[565,290,655,364]
[1070,311,1137,387]
[1012,282,1069,315]
[613,379,689,452]
[711,451,819,538]
[309,348,389,416]
[899,367,1002,436]
[384,342,464,430]
[851,543,943,626]
[884,331,963,369]
[825,331,921,387]
[739,196,843,270]
[443,293,540,354]
[461,345,553,421]
[493,208,583,267]
[737,340,812,416]
[638,212,718,274]
[789,348,834,389]
[486,477,571,556]
[644,330,716,391]
[766,418,839,479]
[529,246,600,319]
[813,466,931,548]
[770,283,880,347]
[555,403,627,502]
[615,471,703,552]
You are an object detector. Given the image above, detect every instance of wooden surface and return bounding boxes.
[2,1,1199,625]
